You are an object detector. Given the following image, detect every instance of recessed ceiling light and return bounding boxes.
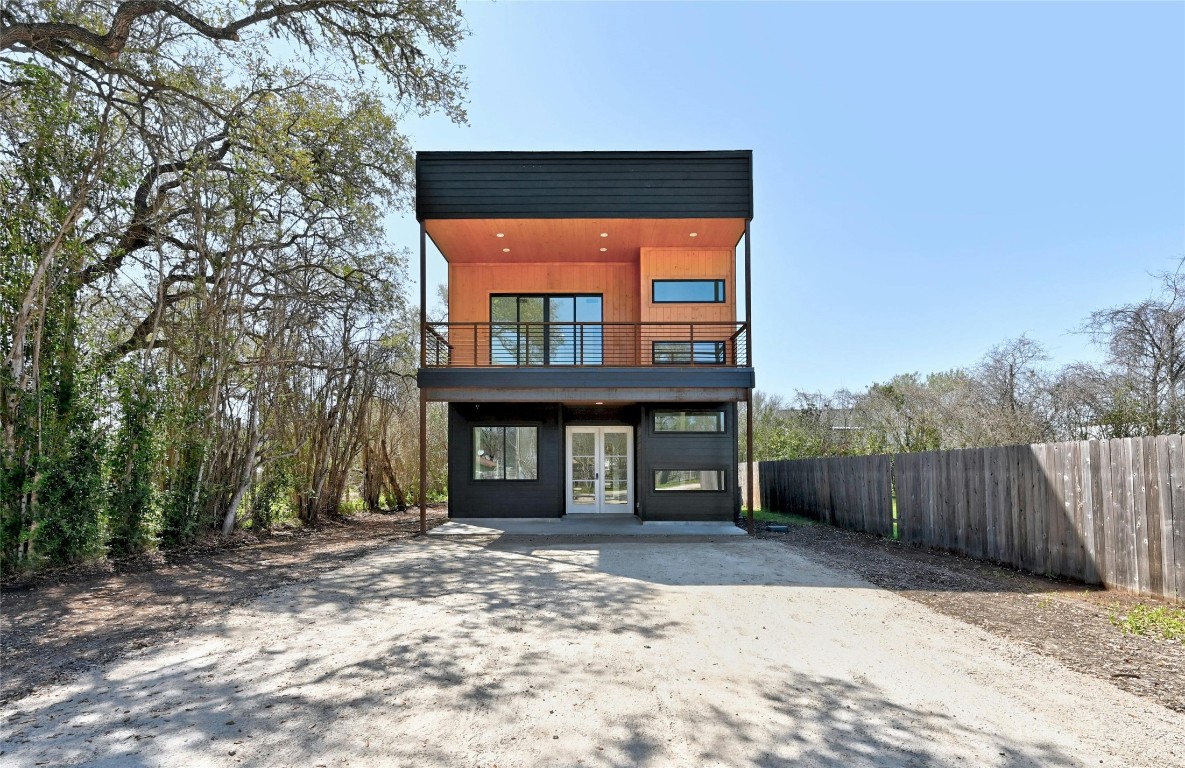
[502,248,510,253]
[600,232,608,238]
[496,233,505,238]
[599,247,607,252]
[689,232,698,237]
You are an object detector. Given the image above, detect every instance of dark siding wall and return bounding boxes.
[417,151,752,220]
[637,403,738,522]
[449,401,737,521]
[449,403,563,518]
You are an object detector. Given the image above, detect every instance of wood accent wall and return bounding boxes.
[448,262,640,322]
[640,247,736,323]
[447,262,641,366]
[638,247,738,361]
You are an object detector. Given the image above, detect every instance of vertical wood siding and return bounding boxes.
[447,262,641,366]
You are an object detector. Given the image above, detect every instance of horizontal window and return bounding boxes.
[652,279,725,303]
[652,341,725,365]
[653,469,726,492]
[473,426,538,480]
[653,410,726,433]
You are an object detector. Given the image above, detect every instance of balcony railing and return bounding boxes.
[423,321,750,368]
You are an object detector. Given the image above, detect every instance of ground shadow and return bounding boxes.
[0,535,1128,767]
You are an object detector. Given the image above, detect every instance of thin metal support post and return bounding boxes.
[746,391,755,535]
[744,219,752,366]
[419,223,427,368]
[419,390,427,534]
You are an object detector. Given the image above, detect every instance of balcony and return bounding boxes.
[417,321,753,401]
[423,321,750,369]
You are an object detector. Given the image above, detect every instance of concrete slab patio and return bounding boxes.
[430,514,746,536]
[2,536,1182,767]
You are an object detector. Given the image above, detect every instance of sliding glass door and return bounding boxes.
[491,294,602,365]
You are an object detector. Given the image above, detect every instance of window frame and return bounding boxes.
[651,279,726,304]
[472,425,540,482]
[652,409,727,434]
[489,293,603,366]
[651,340,726,366]
[651,469,728,493]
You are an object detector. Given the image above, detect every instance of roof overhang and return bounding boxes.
[424,217,745,263]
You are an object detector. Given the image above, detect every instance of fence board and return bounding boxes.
[1047,443,1065,577]
[1170,435,1185,600]
[1009,444,1023,568]
[1132,438,1150,595]
[1085,440,1104,585]
[1143,437,1164,597]
[1065,441,1085,582]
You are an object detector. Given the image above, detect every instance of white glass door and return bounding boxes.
[565,426,633,514]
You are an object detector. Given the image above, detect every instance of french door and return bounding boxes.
[565,426,633,514]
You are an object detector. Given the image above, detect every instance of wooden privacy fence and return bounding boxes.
[758,437,1185,601]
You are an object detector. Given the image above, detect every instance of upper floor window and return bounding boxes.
[652,279,725,304]
[652,340,726,365]
[490,295,602,365]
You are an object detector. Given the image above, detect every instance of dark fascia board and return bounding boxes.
[418,366,754,390]
[415,150,753,221]
[423,387,752,404]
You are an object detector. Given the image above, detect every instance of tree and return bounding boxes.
[1081,265,1185,435]
[1,1,466,567]
[970,335,1053,445]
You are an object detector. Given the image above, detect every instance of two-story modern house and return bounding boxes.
[414,151,755,528]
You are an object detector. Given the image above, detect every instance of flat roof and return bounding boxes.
[416,150,753,221]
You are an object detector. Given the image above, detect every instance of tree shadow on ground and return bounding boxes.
[0,537,1133,767]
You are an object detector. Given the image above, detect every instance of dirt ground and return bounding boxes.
[2,527,1184,767]
[0,508,448,705]
[753,519,1185,714]
[1,514,1183,766]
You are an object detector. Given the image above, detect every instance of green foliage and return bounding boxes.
[160,410,211,549]
[106,366,163,557]
[249,460,297,530]
[28,408,106,566]
[1110,604,1185,643]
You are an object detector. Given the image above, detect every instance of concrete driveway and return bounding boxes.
[2,535,1182,767]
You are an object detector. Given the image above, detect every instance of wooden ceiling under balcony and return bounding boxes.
[424,218,746,263]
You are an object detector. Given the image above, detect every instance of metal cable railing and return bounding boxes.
[423,321,750,368]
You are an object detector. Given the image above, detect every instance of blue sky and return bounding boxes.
[389,1,1185,397]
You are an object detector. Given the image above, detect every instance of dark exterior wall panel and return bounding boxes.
[448,403,563,518]
[417,151,753,220]
[447,400,739,522]
[637,403,738,522]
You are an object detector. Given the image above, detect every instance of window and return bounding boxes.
[653,410,726,433]
[473,426,539,480]
[652,341,726,365]
[653,470,726,492]
[652,279,725,303]
[491,295,602,365]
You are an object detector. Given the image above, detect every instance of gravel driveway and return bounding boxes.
[2,535,1182,767]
